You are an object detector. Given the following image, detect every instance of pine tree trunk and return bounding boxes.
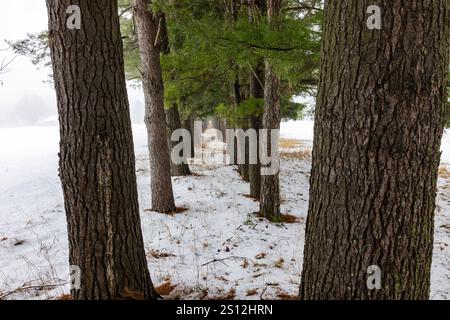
[300,0,449,300]
[238,117,251,182]
[46,0,157,300]
[248,115,262,199]
[248,0,266,200]
[233,71,250,180]
[249,62,264,199]
[134,0,175,213]
[233,75,241,167]
[166,104,191,176]
[260,0,282,221]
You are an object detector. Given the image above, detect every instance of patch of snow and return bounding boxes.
[441,129,450,165]
[0,121,449,300]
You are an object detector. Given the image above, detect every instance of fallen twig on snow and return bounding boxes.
[0,280,67,300]
[201,256,245,267]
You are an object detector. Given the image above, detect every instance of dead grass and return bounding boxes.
[274,258,284,268]
[254,212,299,224]
[281,150,311,160]
[175,207,189,214]
[198,289,209,300]
[211,288,236,300]
[439,166,450,179]
[0,280,64,300]
[279,138,302,148]
[280,213,298,224]
[147,249,175,259]
[155,281,176,296]
[255,252,266,260]
[277,291,300,300]
[279,138,312,160]
[190,172,205,177]
[246,288,258,296]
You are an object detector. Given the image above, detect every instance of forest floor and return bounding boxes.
[0,121,449,300]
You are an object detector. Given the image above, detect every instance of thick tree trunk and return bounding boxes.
[249,115,262,198]
[233,72,250,180]
[248,0,266,200]
[166,104,191,176]
[134,0,176,213]
[232,75,241,166]
[300,0,449,300]
[46,0,157,300]
[260,0,282,221]
[249,62,265,199]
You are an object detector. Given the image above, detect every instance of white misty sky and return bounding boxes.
[0,1,54,113]
[0,0,145,127]
[0,1,312,127]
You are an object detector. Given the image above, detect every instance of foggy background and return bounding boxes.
[0,0,145,128]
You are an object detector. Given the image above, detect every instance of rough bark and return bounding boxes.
[134,0,176,213]
[238,118,251,182]
[248,0,266,200]
[249,115,262,199]
[249,62,265,199]
[233,72,250,180]
[46,0,157,300]
[232,74,242,167]
[260,0,282,220]
[300,0,449,300]
[166,104,191,176]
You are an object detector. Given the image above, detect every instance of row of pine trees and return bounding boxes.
[21,0,449,299]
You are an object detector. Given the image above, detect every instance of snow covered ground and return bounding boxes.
[0,121,449,300]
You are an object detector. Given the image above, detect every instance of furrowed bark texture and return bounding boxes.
[248,0,266,200]
[233,73,249,179]
[260,0,282,220]
[134,0,176,213]
[249,62,265,199]
[232,74,242,166]
[46,0,157,300]
[300,0,449,300]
